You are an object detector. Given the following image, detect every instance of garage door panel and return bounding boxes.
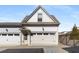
[31,32,56,45]
[0,33,20,45]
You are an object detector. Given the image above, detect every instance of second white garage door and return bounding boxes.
[31,33,56,45]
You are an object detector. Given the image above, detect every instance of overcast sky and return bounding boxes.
[0,5,79,32]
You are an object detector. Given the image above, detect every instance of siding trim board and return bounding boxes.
[0,22,59,27]
[21,22,59,26]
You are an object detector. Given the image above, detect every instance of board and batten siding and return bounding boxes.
[27,8,54,22]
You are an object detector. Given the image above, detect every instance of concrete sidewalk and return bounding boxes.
[44,46,68,53]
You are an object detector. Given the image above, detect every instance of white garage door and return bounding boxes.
[0,33,20,46]
[31,33,56,45]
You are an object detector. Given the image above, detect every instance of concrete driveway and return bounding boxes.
[0,48,44,53]
[0,46,68,53]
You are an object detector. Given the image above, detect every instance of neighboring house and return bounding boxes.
[0,6,60,46]
[59,31,70,45]
[59,31,79,46]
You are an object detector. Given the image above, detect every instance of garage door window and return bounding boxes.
[2,34,7,36]
[50,33,55,35]
[8,34,13,36]
[37,33,42,35]
[14,34,19,36]
[44,33,48,35]
[31,33,36,36]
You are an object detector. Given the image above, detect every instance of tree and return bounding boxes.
[70,24,79,46]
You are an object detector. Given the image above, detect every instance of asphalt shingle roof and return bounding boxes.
[0,22,21,27]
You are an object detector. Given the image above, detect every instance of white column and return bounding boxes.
[56,31,58,45]
[55,27,58,45]
[20,33,22,45]
[27,34,31,46]
[21,33,24,45]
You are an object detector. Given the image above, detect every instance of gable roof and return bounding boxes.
[21,6,60,25]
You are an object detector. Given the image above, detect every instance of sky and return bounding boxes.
[0,5,79,32]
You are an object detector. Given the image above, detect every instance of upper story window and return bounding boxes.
[38,13,42,22]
